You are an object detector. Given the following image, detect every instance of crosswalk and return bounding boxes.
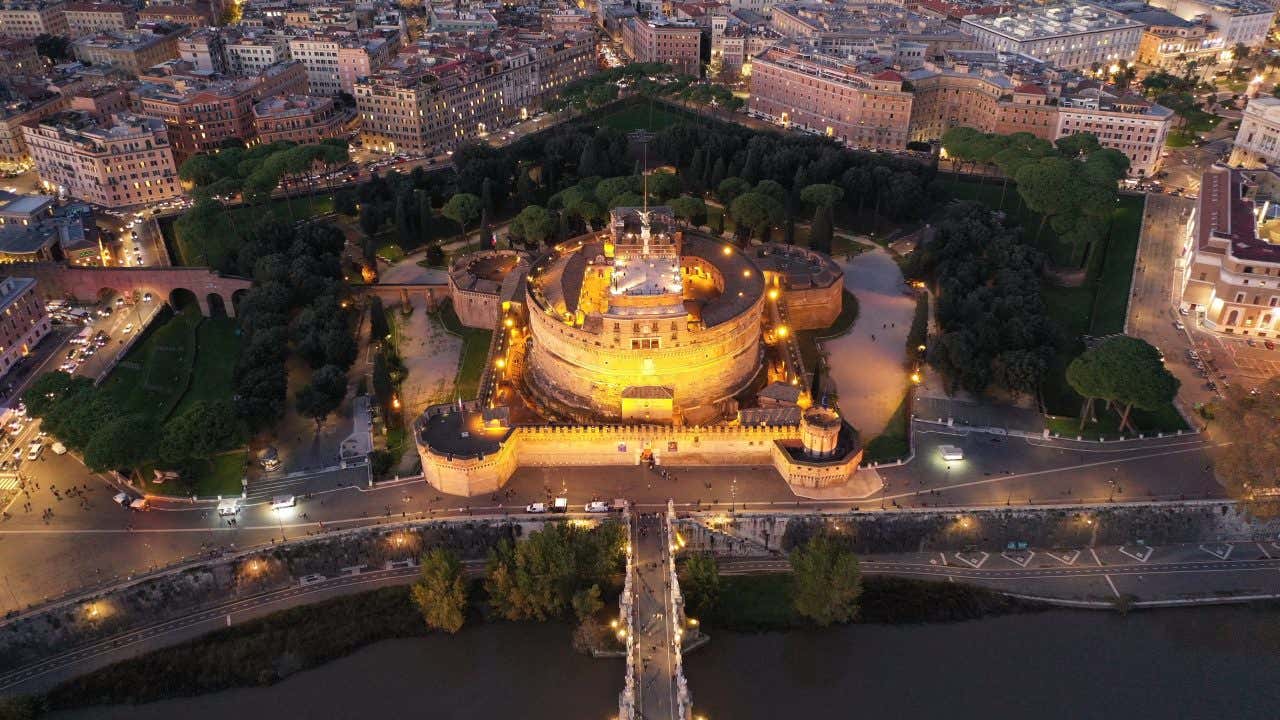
[0,473,18,492]
[244,465,361,502]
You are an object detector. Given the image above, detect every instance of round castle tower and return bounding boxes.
[800,406,843,459]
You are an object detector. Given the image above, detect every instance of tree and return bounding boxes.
[716,176,751,203]
[799,183,845,213]
[670,196,707,226]
[1210,377,1280,501]
[295,364,347,427]
[34,34,73,61]
[369,296,390,345]
[728,191,784,241]
[680,553,721,618]
[790,533,861,626]
[571,583,604,622]
[83,416,152,472]
[158,400,240,465]
[509,205,554,247]
[809,203,834,255]
[442,193,482,249]
[646,172,681,202]
[411,548,468,634]
[372,349,394,418]
[1067,336,1179,433]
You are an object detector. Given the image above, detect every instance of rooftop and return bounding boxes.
[1198,165,1280,264]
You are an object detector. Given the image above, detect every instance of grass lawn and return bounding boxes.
[377,243,406,263]
[599,102,686,132]
[171,317,241,418]
[169,192,334,267]
[137,451,247,498]
[437,301,492,400]
[98,306,200,424]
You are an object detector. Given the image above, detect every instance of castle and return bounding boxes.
[414,206,878,498]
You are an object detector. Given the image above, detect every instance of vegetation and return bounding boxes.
[908,202,1053,398]
[862,394,911,464]
[941,128,1129,268]
[549,63,744,116]
[790,532,863,626]
[436,300,491,400]
[231,221,356,431]
[1067,335,1179,433]
[411,548,469,634]
[1209,377,1280,501]
[484,521,625,622]
[679,553,722,618]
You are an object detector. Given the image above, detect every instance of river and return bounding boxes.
[54,607,1280,719]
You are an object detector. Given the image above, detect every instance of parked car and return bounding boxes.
[525,502,548,513]
[51,441,67,455]
[585,501,611,513]
[938,445,965,462]
[1266,340,1276,350]
[550,497,569,513]
[113,492,131,507]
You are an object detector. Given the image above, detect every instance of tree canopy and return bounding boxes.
[1067,335,1179,433]
[790,533,862,626]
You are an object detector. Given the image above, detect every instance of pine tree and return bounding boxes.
[810,203,834,255]
[709,157,727,191]
[689,149,706,192]
[578,141,602,178]
[742,146,761,184]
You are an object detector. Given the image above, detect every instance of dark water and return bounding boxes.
[686,606,1280,720]
[57,607,1280,720]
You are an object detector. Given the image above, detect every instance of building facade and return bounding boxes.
[621,15,702,76]
[64,2,136,37]
[1056,87,1173,176]
[1229,96,1280,169]
[1146,0,1274,47]
[72,26,184,75]
[748,45,913,150]
[1179,165,1280,337]
[23,112,182,208]
[253,94,349,144]
[0,0,68,39]
[0,276,50,380]
[960,3,1144,70]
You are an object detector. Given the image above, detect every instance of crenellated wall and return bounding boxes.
[418,421,872,497]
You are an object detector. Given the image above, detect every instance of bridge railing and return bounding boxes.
[666,499,693,720]
[618,504,638,720]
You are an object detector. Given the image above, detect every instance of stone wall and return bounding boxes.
[451,287,503,330]
[783,281,842,330]
[418,422,870,496]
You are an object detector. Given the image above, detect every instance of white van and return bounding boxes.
[938,445,965,462]
[26,442,43,461]
[271,495,296,510]
[51,441,67,455]
[129,498,149,511]
[217,499,242,516]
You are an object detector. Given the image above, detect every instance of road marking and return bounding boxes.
[1258,542,1272,559]
[1104,574,1120,598]
[1199,543,1233,560]
[1090,547,1103,566]
[939,552,947,566]
[1118,545,1153,563]
[952,551,989,569]
[1045,550,1080,566]
[1001,550,1035,568]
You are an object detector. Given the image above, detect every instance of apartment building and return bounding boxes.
[68,83,132,122]
[23,111,182,208]
[1056,85,1173,176]
[0,0,68,40]
[289,31,396,95]
[73,25,185,75]
[1229,96,1280,168]
[64,2,136,37]
[253,94,349,144]
[0,88,68,170]
[0,35,42,75]
[357,31,594,155]
[178,27,228,73]
[621,14,702,76]
[748,45,913,150]
[960,2,1144,70]
[769,3,974,60]
[907,68,1058,143]
[1145,0,1274,47]
[0,276,51,380]
[226,32,293,75]
[1179,165,1280,337]
[1134,14,1224,69]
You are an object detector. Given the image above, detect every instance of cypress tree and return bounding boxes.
[709,157,727,191]
[689,149,706,191]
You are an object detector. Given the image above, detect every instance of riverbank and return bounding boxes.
[0,574,1043,718]
[702,575,1045,632]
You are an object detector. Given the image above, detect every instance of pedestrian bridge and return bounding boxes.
[619,500,694,720]
[5,263,251,317]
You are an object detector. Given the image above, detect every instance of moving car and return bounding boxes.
[123,323,134,334]
[938,445,965,462]
[550,497,569,513]
[26,442,43,461]
[271,495,296,510]
[525,502,548,513]
[113,492,131,507]
[217,499,242,517]
[585,501,611,513]
[130,498,149,511]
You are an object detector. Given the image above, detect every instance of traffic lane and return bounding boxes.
[880,433,1222,506]
[501,463,799,510]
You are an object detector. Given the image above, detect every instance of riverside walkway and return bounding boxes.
[621,501,692,720]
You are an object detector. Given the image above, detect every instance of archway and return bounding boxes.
[169,287,200,315]
[231,288,249,316]
[206,293,227,318]
[1226,309,1240,326]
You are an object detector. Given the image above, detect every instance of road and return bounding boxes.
[630,512,678,720]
